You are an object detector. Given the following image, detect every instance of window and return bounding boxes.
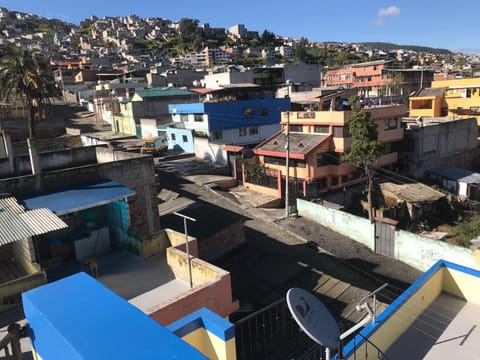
[171,134,176,141]
[264,156,285,166]
[264,156,305,168]
[297,112,315,119]
[243,107,255,118]
[213,130,223,140]
[313,125,329,134]
[249,126,258,135]
[182,135,188,143]
[288,125,302,132]
[260,107,269,116]
[385,118,397,130]
[239,127,247,136]
[180,114,188,122]
[194,114,203,122]
[333,126,349,137]
[317,152,340,167]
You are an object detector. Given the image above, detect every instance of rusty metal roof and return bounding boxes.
[0,196,67,246]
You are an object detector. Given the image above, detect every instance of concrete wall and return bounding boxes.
[0,148,160,236]
[146,247,239,326]
[168,308,237,360]
[212,123,280,147]
[400,118,478,179]
[0,141,100,178]
[199,221,245,261]
[12,238,40,274]
[298,198,375,249]
[297,198,478,272]
[0,272,46,312]
[194,137,228,166]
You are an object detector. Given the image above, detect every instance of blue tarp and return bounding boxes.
[20,180,136,215]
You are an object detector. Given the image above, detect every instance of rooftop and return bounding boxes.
[428,166,480,184]
[340,260,480,360]
[255,132,330,158]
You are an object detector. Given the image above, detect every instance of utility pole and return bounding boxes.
[285,80,291,218]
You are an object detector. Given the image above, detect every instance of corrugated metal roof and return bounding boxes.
[136,87,194,98]
[0,197,67,246]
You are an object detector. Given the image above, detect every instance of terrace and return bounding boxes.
[340,260,480,359]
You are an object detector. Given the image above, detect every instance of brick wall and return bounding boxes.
[0,148,160,236]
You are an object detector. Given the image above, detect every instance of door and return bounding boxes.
[374,218,397,257]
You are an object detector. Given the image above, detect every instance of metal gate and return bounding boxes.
[374,218,397,257]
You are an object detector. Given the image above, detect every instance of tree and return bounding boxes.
[0,44,60,138]
[342,95,382,221]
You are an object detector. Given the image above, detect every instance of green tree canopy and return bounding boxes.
[0,44,60,138]
[343,95,382,221]
[342,95,382,169]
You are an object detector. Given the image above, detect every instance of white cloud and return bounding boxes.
[375,6,400,26]
[378,6,400,17]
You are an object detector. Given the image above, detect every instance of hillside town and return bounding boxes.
[1,6,480,360]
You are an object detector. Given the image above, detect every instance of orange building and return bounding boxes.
[324,60,393,98]
[253,105,407,198]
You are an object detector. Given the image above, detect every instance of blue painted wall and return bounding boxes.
[165,127,195,153]
[169,103,206,114]
[169,98,290,131]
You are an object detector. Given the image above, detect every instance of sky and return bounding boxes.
[2,1,479,52]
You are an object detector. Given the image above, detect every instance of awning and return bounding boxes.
[0,196,67,246]
[20,180,136,216]
[223,145,244,152]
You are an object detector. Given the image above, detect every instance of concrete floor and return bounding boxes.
[384,293,479,359]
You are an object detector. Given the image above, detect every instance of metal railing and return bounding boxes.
[234,298,326,360]
[0,323,28,360]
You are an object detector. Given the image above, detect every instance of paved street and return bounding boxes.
[155,157,422,315]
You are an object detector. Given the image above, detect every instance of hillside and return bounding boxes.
[360,42,451,55]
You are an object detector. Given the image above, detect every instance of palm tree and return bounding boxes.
[0,44,60,138]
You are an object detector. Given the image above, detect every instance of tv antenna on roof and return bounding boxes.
[287,284,388,360]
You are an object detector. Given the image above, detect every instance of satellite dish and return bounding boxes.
[287,288,340,349]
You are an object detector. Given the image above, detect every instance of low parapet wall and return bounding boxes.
[145,247,239,326]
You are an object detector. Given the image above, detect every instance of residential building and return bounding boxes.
[409,78,480,130]
[427,166,480,200]
[324,60,432,99]
[254,63,324,88]
[160,125,195,153]
[0,195,67,311]
[228,24,247,39]
[338,260,480,360]
[169,84,289,166]
[202,68,253,89]
[0,137,161,266]
[253,104,407,198]
[114,87,197,137]
[398,117,478,179]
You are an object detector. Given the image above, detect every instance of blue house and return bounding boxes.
[168,85,289,166]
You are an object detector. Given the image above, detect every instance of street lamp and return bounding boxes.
[285,80,292,218]
[173,211,196,288]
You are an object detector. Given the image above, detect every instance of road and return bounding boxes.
[155,157,422,314]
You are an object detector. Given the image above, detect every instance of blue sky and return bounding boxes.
[2,1,479,52]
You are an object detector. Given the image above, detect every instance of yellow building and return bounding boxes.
[410,78,480,130]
